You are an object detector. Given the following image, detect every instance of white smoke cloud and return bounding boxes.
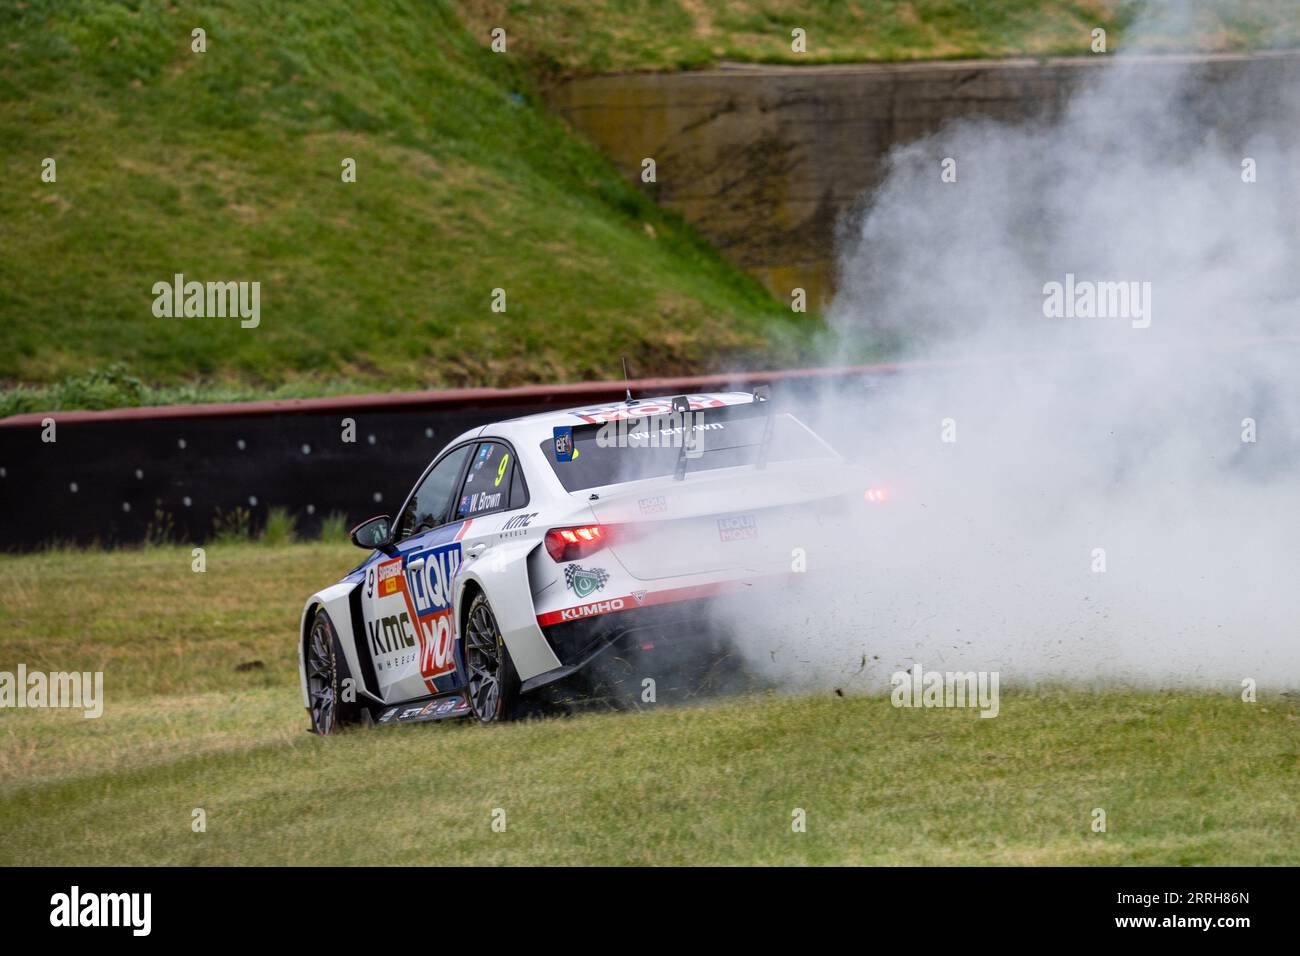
[721,7,1300,692]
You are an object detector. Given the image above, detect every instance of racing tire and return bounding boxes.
[306,608,364,735]
[464,592,521,724]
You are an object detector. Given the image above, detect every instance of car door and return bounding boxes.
[359,443,473,703]
[429,439,529,665]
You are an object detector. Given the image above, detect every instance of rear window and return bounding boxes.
[541,405,836,493]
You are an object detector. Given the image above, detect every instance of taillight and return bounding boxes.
[545,524,608,563]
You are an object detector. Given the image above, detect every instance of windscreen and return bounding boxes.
[541,405,836,493]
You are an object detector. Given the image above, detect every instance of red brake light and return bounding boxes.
[545,524,608,562]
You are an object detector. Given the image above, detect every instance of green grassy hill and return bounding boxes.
[0,0,813,415]
[2,541,1298,865]
[460,0,1300,75]
[4,1,1296,415]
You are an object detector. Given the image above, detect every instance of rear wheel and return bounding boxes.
[464,593,520,723]
[306,609,363,734]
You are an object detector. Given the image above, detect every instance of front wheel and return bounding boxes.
[464,593,520,723]
[306,609,363,734]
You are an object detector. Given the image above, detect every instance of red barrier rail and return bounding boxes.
[9,333,1297,427]
[0,362,917,427]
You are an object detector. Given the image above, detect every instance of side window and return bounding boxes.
[396,444,473,541]
[454,442,515,519]
[509,459,528,509]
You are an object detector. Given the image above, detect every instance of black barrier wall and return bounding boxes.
[1,403,525,548]
[0,371,888,550]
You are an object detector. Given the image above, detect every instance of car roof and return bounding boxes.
[494,391,758,433]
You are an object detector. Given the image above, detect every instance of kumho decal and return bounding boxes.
[561,598,626,621]
[404,542,462,683]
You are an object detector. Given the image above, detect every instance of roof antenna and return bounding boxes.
[621,356,636,403]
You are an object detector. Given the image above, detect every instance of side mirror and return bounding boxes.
[349,515,392,550]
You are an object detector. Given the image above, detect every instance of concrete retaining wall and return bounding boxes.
[549,52,1300,307]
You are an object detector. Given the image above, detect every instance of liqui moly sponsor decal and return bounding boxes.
[404,541,463,685]
[717,513,758,542]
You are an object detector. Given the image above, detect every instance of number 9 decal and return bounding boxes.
[495,453,510,487]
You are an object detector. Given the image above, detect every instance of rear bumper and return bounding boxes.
[521,594,722,693]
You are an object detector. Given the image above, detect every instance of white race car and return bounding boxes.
[298,390,865,732]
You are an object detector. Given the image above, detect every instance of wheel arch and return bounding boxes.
[456,578,485,646]
[454,541,560,682]
[298,601,323,709]
[297,581,362,709]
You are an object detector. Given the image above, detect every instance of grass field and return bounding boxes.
[2,541,1297,865]
[0,0,814,416]
[8,3,1297,416]
[460,0,1300,75]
